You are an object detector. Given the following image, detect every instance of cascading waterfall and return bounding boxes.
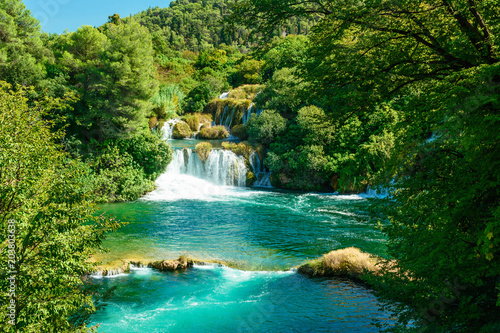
[145,148,248,201]
[250,151,273,187]
[167,148,247,187]
[163,118,182,140]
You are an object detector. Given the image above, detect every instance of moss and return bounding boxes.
[172,121,192,139]
[195,142,212,163]
[158,119,166,130]
[198,126,229,140]
[298,247,381,281]
[230,124,249,140]
[148,116,158,130]
[222,142,253,160]
[228,84,263,100]
[204,97,254,130]
[182,114,200,132]
[246,171,256,186]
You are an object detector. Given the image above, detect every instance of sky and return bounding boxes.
[23,0,173,34]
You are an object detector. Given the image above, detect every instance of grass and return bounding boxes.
[298,247,381,280]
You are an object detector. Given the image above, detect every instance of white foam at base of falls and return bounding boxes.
[143,148,249,201]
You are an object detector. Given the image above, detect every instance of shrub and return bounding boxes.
[90,146,155,203]
[246,109,287,146]
[230,124,249,140]
[115,133,172,179]
[198,125,229,140]
[172,121,193,139]
[195,142,213,163]
[151,84,185,119]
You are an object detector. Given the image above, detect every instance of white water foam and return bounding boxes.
[143,148,254,202]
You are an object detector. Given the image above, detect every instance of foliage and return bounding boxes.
[0,0,49,87]
[198,125,229,139]
[0,82,120,332]
[233,0,500,331]
[151,84,185,119]
[88,146,156,203]
[114,134,172,180]
[48,20,157,143]
[230,124,249,140]
[246,109,287,145]
[231,58,265,86]
[195,142,213,163]
[131,0,312,53]
[172,122,193,139]
[222,142,253,160]
[254,67,308,118]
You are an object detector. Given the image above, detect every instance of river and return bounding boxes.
[90,139,393,332]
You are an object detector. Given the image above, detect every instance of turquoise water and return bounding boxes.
[90,147,392,332]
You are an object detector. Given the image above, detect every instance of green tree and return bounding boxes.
[233,1,500,330]
[0,0,50,86]
[0,82,119,332]
[246,109,287,145]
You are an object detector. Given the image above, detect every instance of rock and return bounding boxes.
[150,257,194,272]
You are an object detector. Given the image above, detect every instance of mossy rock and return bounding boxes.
[148,116,159,130]
[195,142,212,163]
[172,121,192,139]
[246,171,256,186]
[182,114,200,132]
[230,124,249,140]
[198,126,229,140]
[222,142,253,160]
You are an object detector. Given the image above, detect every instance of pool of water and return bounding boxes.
[90,157,392,332]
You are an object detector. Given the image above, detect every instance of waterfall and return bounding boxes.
[242,104,264,125]
[249,151,273,188]
[167,148,247,187]
[163,119,182,140]
[219,91,230,99]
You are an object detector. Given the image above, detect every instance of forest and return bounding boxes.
[1,0,499,332]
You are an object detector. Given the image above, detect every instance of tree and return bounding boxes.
[0,82,119,332]
[232,1,500,330]
[0,0,50,86]
[246,109,286,145]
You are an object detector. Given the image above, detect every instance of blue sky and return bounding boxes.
[24,0,172,34]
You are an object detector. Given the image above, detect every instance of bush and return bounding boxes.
[246,109,287,146]
[198,125,229,140]
[90,146,155,203]
[115,133,172,179]
[230,124,249,140]
[182,113,213,132]
[195,142,213,163]
[151,84,185,119]
[172,121,193,139]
